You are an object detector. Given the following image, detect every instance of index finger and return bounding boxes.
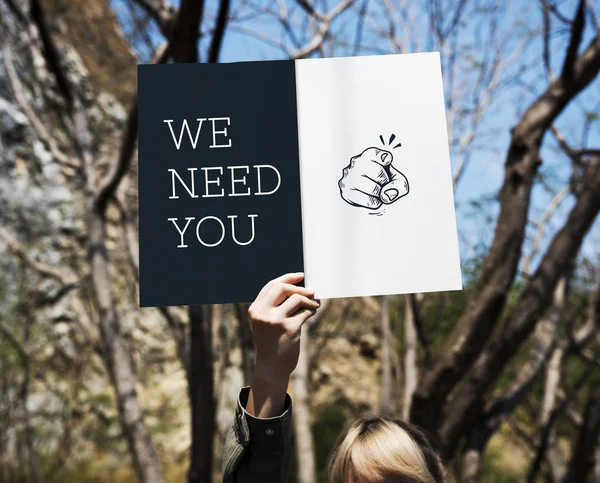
[265,283,315,307]
[359,147,393,167]
[255,272,304,302]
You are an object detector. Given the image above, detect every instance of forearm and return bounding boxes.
[246,365,290,418]
[222,272,317,482]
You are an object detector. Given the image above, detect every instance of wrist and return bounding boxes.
[253,363,292,389]
[247,366,290,418]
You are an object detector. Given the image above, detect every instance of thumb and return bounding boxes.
[380,166,409,204]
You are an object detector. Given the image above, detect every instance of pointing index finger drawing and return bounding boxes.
[338,136,409,212]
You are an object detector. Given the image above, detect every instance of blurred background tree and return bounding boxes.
[0,0,599,482]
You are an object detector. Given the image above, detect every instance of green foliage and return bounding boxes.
[481,438,526,483]
[289,402,348,483]
[481,470,523,483]
[314,403,348,483]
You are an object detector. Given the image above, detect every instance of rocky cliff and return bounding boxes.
[0,2,386,480]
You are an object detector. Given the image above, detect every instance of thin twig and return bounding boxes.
[95,42,169,214]
[2,43,76,168]
[0,227,77,287]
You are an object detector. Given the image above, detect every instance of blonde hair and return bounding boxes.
[328,417,446,483]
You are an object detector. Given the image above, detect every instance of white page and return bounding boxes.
[295,52,462,298]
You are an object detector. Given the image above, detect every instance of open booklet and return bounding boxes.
[137,52,461,307]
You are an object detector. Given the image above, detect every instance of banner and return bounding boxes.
[137,53,461,307]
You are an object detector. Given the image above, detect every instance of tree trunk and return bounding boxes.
[460,444,482,483]
[438,156,600,451]
[594,446,600,482]
[187,305,215,483]
[158,306,190,378]
[89,204,165,483]
[412,27,600,434]
[20,318,44,483]
[234,303,256,385]
[19,0,166,479]
[380,296,393,415]
[292,327,317,483]
[2,306,45,483]
[458,275,568,482]
[291,301,332,483]
[563,385,600,482]
[402,294,418,421]
[541,348,565,482]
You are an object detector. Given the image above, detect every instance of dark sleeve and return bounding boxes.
[222,387,293,483]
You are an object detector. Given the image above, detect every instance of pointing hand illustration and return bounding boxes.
[338,147,409,210]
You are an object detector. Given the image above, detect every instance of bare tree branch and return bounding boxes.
[438,156,600,451]
[95,42,169,214]
[158,306,190,377]
[551,124,600,161]
[125,0,159,55]
[441,0,467,38]
[291,0,353,59]
[0,227,77,287]
[2,27,75,168]
[541,0,553,79]
[29,0,73,109]
[352,0,369,55]
[459,275,568,482]
[4,0,27,25]
[522,186,570,277]
[171,0,206,62]
[570,282,600,349]
[295,0,319,20]
[413,30,600,434]
[207,0,231,63]
[555,388,584,427]
[131,0,173,32]
[228,24,291,54]
[115,183,140,280]
[547,1,576,24]
[538,347,566,482]
[531,283,600,480]
[560,0,586,82]
[528,369,598,482]
[0,322,28,362]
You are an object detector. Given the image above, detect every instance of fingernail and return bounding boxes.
[383,188,399,202]
[381,153,388,163]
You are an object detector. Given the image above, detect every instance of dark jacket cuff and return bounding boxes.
[233,386,292,453]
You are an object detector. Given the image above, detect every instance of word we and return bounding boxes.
[163,117,232,150]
